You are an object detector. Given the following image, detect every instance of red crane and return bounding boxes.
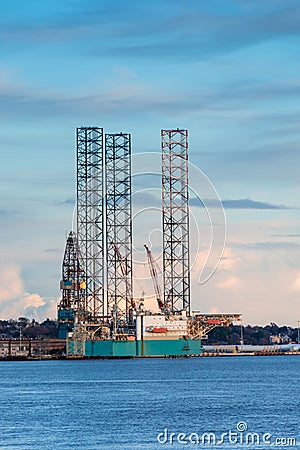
[144,244,163,310]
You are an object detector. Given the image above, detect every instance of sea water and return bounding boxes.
[0,356,299,449]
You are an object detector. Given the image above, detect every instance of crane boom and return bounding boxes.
[113,242,136,309]
[144,244,163,310]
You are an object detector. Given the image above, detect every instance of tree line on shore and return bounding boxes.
[207,323,298,345]
[0,318,298,344]
[0,318,58,339]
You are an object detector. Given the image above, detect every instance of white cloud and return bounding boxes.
[191,240,300,325]
[217,277,240,290]
[292,274,300,292]
[23,293,45,309]
[0,264,23,301]
[0,264,55,321]
[218,247,241,271]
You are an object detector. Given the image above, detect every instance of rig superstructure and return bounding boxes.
[57,231,85,339]
[58,127,241,357]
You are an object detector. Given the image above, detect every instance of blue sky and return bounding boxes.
[0,0,300,325]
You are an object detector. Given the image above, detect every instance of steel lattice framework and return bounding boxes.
[59,231,85,311]
[77,127,104,321]
[162,129,190,314]
[105,133,133,322]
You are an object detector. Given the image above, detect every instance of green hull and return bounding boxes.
[136,339,201,357]
[67,338,201,358]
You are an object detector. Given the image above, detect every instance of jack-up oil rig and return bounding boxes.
[58,128,240,357]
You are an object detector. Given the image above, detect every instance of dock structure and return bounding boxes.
[0,339,66,359]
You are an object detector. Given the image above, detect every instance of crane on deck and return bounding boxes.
[144,244,163,310]
[113,242,136,310]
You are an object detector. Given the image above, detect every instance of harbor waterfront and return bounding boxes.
[0,339,299,359]
[0,356,298,449]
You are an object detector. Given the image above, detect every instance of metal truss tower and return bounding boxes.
[57,231,86,338]
[105,133,133,323]
[162,129,190,314]
[59,231,85,311]
[77,127,104,321]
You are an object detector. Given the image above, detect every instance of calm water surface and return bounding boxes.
[0,356,299,449]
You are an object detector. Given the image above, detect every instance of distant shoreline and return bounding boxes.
[0,352,299,361]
